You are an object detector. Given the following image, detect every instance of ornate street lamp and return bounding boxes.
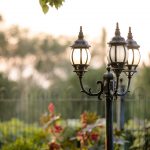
[70,23,140,150]
[108,23,128,75]
[70,26,91,78]
[125,27,140,75]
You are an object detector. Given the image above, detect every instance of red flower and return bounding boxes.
[90,132,99,142]
[48,103,55,113]
[80,112,88,127]
[48,142,60,150]
[54,125,63,133]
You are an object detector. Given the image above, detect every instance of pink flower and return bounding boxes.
[80,112,88,127]
[48,103,55,113]
[90,132,99,142]
[54,125,63,133]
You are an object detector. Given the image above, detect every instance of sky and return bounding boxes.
[0,0,150,64]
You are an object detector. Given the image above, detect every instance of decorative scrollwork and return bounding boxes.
[78,71,132,100]
[79,77,103,100]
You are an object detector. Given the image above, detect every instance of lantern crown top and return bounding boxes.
[127,27,133,39]
[126,27,140,49]
[115,22,121,36]
[108,23,126,46]
[71,26,90,49]
[78,26,84,40]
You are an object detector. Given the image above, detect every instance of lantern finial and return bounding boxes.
[115,22,120,36]
[71,26,90,49]
[128,27,133,39]
[126,27,140,49]
[78,26,84,39]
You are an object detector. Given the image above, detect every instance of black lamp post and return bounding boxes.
[70,23,140,150]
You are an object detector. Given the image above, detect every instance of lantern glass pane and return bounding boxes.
[88,49,91,64]
[116,45,127,62]
[82,48,91,65]
[72,48,80,64]
[133,49,140,65]
[110,46,127,62]
[70,49,73,64]
[128,49,134,65]
[70,48,91,65]
[127,48,140,66]
[110,46,116,62]
[125,46,129,62]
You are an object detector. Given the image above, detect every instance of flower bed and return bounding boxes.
[40,103,105,150]
[0,103,150,150]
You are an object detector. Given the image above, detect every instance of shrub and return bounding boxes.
[0,119,48,150]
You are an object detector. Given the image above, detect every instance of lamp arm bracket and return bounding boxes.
[79,77,103,100]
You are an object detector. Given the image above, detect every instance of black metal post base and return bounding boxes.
[106,96,113,150]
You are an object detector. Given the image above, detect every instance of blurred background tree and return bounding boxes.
[0,13,149,123]
[0,13,108,122]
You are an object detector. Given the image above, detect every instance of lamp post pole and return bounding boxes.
[117,78,125,131]
[103,67,114,150]
[70,23,140,150]
[106,96,113,150]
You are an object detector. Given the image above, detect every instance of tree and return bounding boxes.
[0,15,3,22]
[134,65,150,97]
[0,73,21,120]
[39,0,64,14]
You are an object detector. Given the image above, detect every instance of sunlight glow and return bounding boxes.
[0,0,149,65]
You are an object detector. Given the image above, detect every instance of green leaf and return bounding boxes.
[48,1,54,7]
[39,0,64,13]
[42,4,49,14]
[39,0,47,7]
[53,0,64,9]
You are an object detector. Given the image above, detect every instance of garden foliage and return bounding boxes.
[0,108,150,149]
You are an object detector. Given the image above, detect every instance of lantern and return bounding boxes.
[108,23,128,76]
[70,26,91,77]
[126,27,140,72]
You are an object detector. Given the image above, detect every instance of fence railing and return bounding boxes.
[0,89,150,149]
